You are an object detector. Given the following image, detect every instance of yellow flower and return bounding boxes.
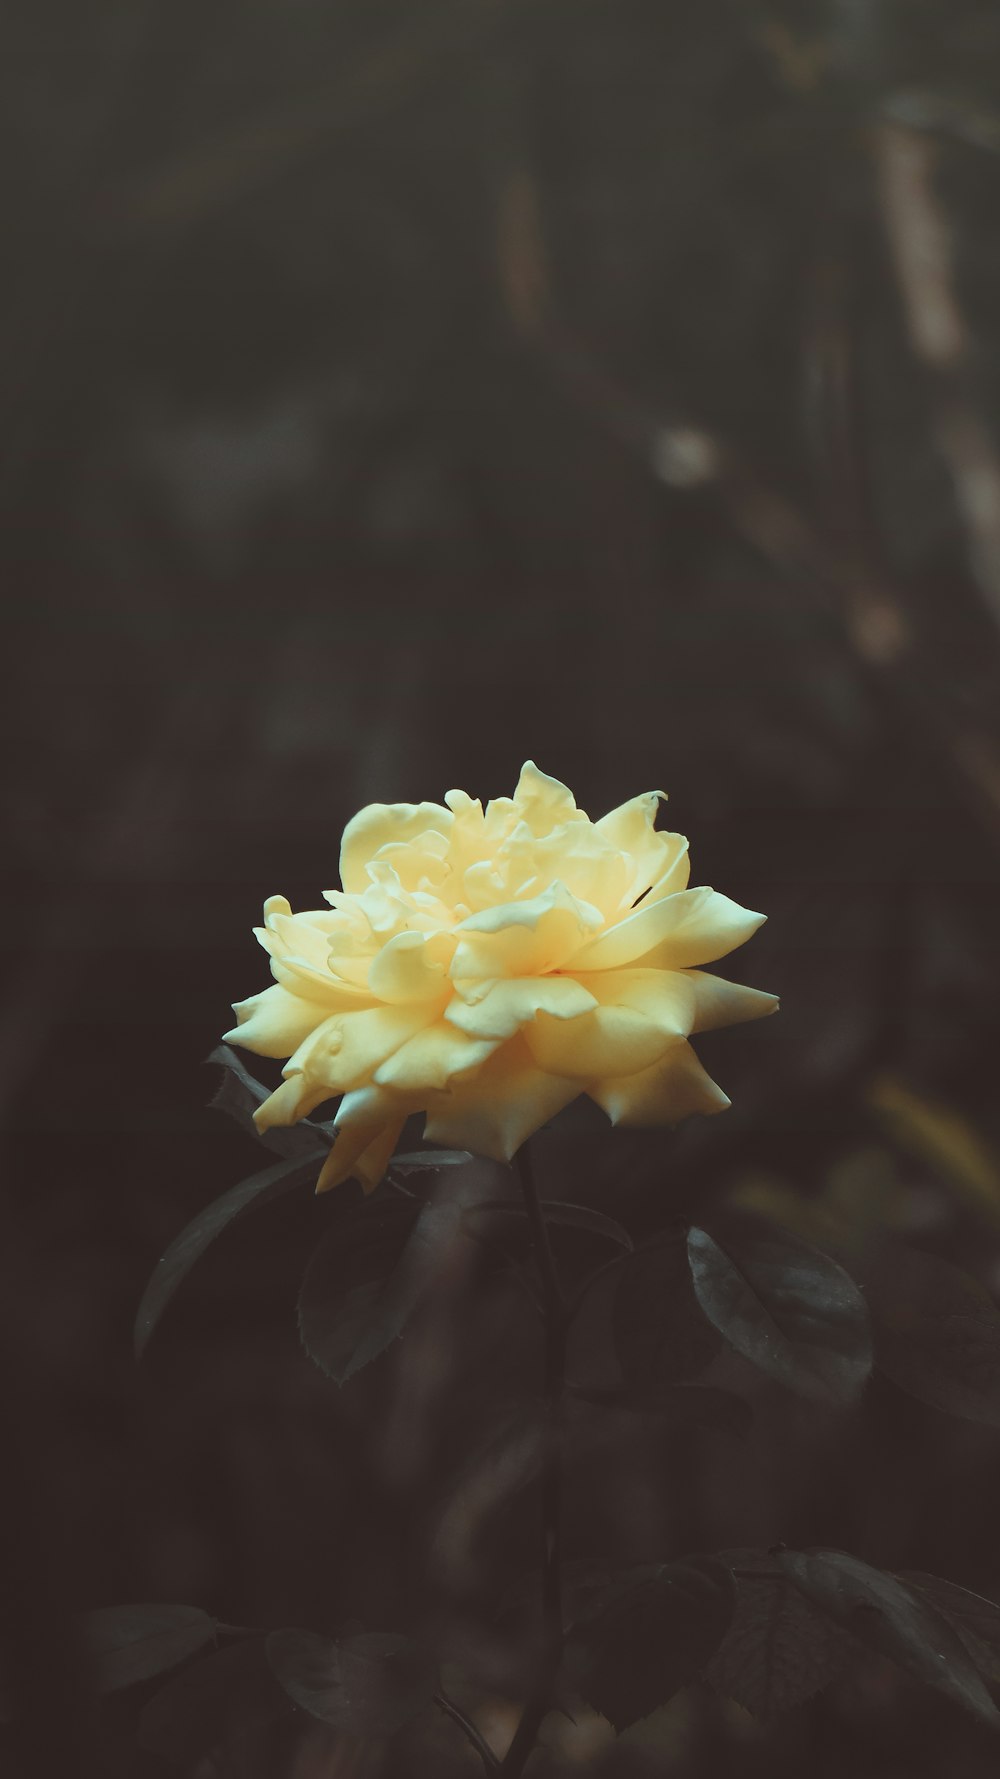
[225,764,777,1193]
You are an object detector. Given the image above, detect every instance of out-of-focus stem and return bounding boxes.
[500,1142,567,1776]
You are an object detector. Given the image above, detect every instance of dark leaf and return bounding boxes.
[266,1630,436,1735]
[297,1194,422,1384]
[899,1572,1000,1689]
[84,1604,217,1692]
[206,1044,333,1159]
[867,1247,1000,1427]
[567,1383,752,1439]
[138,1638,291,1764]
[687,1223,872,1404]
[613,1230,723,1389]
[135,1154,319,1359]
[466,1199,632,1251]
[574,1557,736,1731]
[705,1550,851,1720]
[779,1549,999,1723]
[298,1164,494,1384]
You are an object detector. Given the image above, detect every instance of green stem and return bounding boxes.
[500,1142,567,1776]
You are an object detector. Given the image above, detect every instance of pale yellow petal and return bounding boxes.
[286,1004,433,1096]
[589,1039,731,1126]
[366,930,455,1005]
[642,834,691,901]
[339,801,453,895]
[452,885,602,979]
[444,975,598,1040]
[593,791,679,906]
[316,1086,408,1193]
[255,897,375,1005]
[686,970,779,1033]
[571,886,764,973]
[422,1035,581,1162]
[254,1071,333,1131]
[510,761,585,831]
[223,985,324,1058]
[524,969,696,1079]
[374,1022,499,1091]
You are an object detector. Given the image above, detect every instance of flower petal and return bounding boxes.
[374,1022,499,1091]
[224,984,324,1058]
[253,1072,333,1131]
[524,969,697,1079]
[444,975,598,1040]
[589,1040,731,1126]
[285,1004,434,1097]
[339,801,453,895]
[510,761,585,832]
[452,884,602,979]
[316,1086,408,1193]
[422,1035,581,1161]
[255,897,374,1005]
[570,887,765,973]
[366,930,455,1005]
[687,970,779,1033]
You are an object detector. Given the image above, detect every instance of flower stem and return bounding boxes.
[434,1689,501,1773]
[500,1141,568,1776]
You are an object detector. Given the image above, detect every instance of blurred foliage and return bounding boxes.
[4,0,1000,1771]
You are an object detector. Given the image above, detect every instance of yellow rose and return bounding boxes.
[225,763,776,1193]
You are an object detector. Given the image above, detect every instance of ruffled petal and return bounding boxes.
[452,884,602,979]
[589,1040,731,1126]
[316,1086,408,1193]
[253,1071,334,1131]
[224,984,324,1058]
[444,975,598,1040]
[570,886,764,973]
[374,1022,499,1091]
[366,929,455,1005]
[687,970,779,1033]
[255,896,374,1005]
[510,761,586,832]
[284,1004,434,1097]
[339,801,453,895]
[524,969,697,1079]
[422,1035,581,1161]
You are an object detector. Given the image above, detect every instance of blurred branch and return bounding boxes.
[876,119,1000,633]
[491,144,1000,847]
[109,0,506,228]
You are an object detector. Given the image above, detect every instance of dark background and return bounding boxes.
[5,0,1000,1772]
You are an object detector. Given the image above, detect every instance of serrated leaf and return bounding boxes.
[465,1200,632,1251]
[84,1604,217,1692]
[867,1247,1000,1427]
[705,1550,851,1719]
[206,1045,333,1160]
[138,1639,291,1765]
[687,1222,871,1404]
[265,1630,436,1735]
[779,1549,999,1723]
[613,1231,722,1389]
[135,1154,319,1359]
[574,1557,735,1731]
